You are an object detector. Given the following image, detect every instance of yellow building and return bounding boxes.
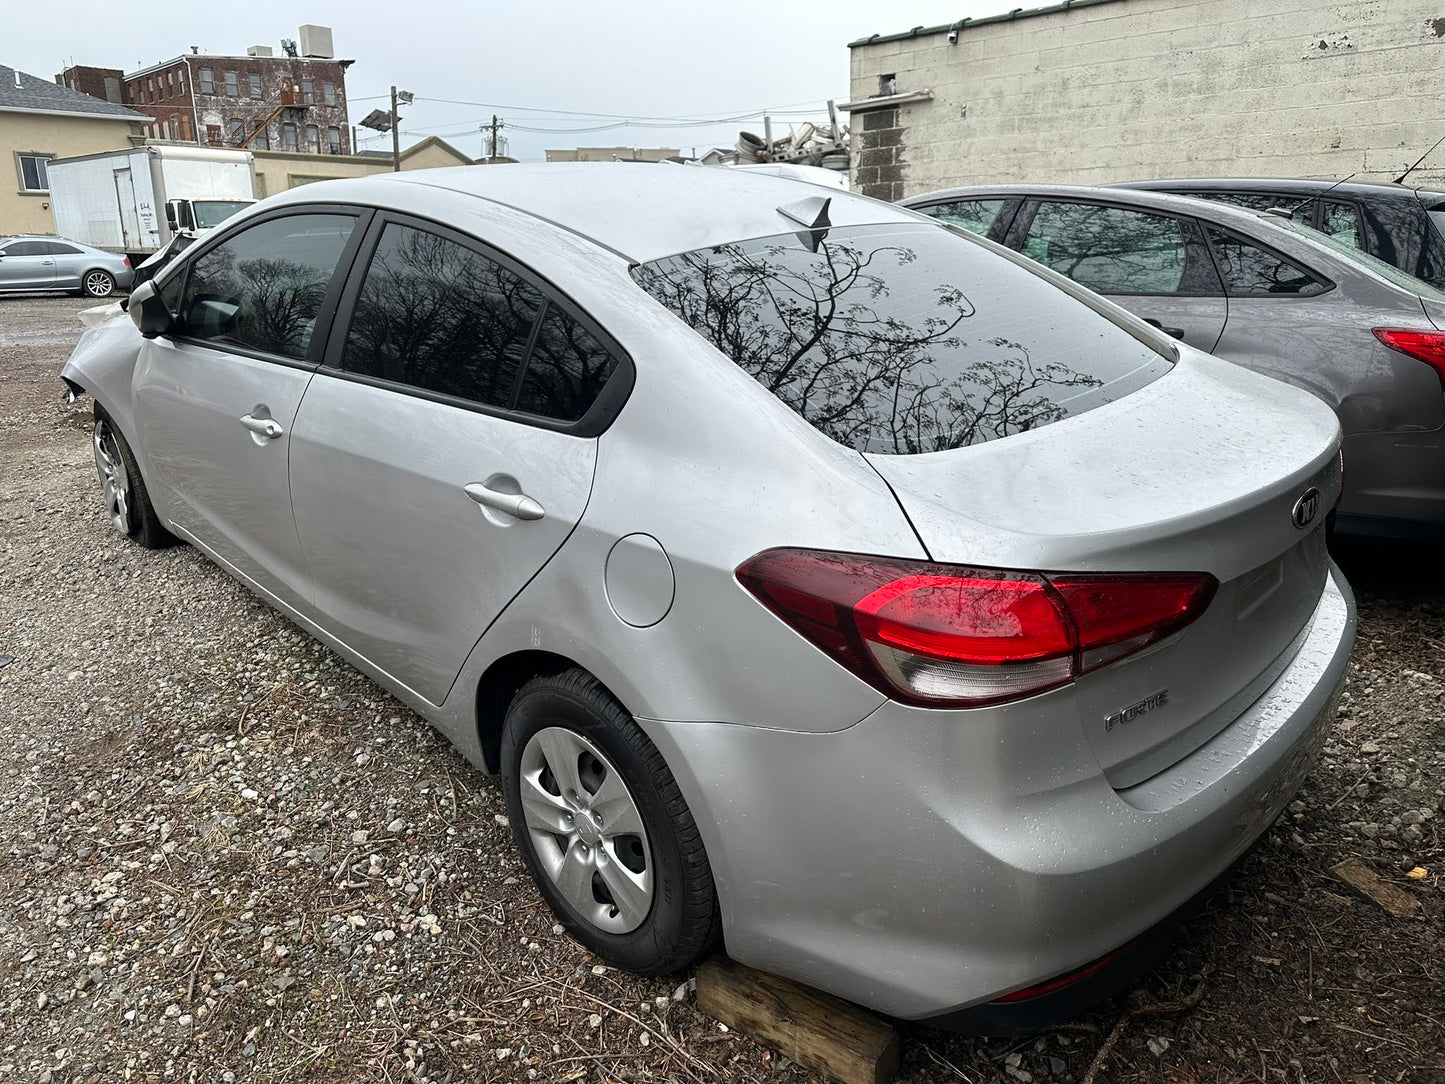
[250,135,477,197]
[1,63,149,234]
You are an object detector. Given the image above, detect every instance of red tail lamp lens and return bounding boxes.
[736,549,1216,708]
[1374,327,1445,388]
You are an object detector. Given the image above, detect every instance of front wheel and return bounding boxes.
[501,669,719,974]
[82,269,116,298]
[93,411,174,548]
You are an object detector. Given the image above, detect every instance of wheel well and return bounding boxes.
[475,650,580,773]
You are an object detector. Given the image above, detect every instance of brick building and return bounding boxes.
[845,0,1445,201]
[58,24,353,156]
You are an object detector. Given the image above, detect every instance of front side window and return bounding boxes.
[3,241,48,256]
[199,68,214,95]
[1022,202,1216,295]
[176,213,357,359]
[917,198,1007,238]
[341,223,544,407]
[17,153,51,192]
[632,223,1170,455]
[1206,228,1330,296]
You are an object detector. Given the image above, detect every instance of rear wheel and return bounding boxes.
[92,410,173,548]
[81,270,116,298]
[501,669,719,974]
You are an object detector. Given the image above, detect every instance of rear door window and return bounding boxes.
[1319,200,1364,249]
[177,213,358,359]
[340,222,543,409]
[914,199,1007,238]
[1021,201,1220,295]
[632,223,1171,455]
[1205,228,1330,296]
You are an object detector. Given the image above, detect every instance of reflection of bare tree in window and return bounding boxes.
[634,235,1103,453]
[233,258,330,356]
[1026,204,1190,295]
[518,307,618,422]
[345,225,541,407]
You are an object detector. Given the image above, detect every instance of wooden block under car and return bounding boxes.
[694,956,900,1084]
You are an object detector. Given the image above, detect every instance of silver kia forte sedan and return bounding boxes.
[60,165,1355,1030]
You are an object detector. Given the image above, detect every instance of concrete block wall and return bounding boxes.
[849,0,1445,198]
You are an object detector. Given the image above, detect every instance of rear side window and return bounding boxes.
[516,305,620,422]
[1205,228,1330,296]
[632,223,1171,455]
[341,222,543,408]
[1318,200,1363,249]
[916,199,1006,237]
[45,242,83,255]
[177,213,356,359]
[1023,202,1219,295]
[1185,191,1295,213]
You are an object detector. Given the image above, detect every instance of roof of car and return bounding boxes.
[269,163,920,263]
[1114,177,1445,201]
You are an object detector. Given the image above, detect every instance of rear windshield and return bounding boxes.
[1275,216,1445,301]
[631,223,1171,455]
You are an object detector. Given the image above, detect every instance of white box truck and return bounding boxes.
[47,145,258,263]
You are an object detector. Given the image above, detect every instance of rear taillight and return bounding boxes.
[123,256,132,267]
[1374,328,1445,388]
[736,550,1216,708]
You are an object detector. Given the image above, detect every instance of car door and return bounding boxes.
[0,240,57,290]
[44,241,87,290]
[1008,199,1228,353]
[133,208,368,611]
[288,215,626,706]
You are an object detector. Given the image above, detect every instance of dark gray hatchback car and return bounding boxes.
[900,184,1445,540]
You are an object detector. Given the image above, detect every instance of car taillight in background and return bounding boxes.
[1374,328,1445,389]
[736,549,1217,708]
[123,256,132,267]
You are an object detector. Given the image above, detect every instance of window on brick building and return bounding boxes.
[253,127,270,151]
[225,71,239,97]
[199,68,214,94]
[305,124,321,153]
[326,126,342,154]
[281,123,298,151]
[205,124,222,146]
[249,73,263,99]
[323,81,336,105]
[167,71,174,96]
[229,118,246,145]
[302,80,316,103]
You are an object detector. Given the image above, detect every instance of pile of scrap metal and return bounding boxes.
[734,108,849,173]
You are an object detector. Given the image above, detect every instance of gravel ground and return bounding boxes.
[0,294,1440,1084]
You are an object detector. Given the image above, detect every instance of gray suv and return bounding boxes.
[0,235,134,297]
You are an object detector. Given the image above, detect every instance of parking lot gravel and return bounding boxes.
[1,294,1441,1084]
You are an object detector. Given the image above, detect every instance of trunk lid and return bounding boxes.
[866,351,1342,787]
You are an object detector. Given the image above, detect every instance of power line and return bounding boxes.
[410,94,829,123]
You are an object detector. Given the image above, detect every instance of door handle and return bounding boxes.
[240,413,283,439]
[1144,318,1186,340]
[464,482,545,521]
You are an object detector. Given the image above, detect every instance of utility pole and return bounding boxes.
[390,85,401,171]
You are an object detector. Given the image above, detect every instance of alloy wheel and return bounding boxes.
[84,271,114,297]
[517,726,654,933]
[93,419,132,534]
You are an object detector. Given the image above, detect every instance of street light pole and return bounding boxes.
[390,85,401,172]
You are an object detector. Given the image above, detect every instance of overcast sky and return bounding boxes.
[10,0,1007,161]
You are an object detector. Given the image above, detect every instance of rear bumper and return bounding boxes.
[641,565,1355,1020]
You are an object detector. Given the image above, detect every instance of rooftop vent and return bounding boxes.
[247,45,274,57]
[298,25,334,59]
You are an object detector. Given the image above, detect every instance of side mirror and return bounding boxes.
[128,280,174,339]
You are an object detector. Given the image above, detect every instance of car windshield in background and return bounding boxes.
[1276,216,1445,301]
[631,224,1171,455]
[192,201,255,230]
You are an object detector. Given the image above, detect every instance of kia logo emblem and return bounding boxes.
[1291,487,1321,529]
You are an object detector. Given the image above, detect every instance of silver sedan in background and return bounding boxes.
[59,166,1354,1031]
[899,185,1445,540]
[0,235,133,297]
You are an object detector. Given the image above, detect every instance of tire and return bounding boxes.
[81,269,117,298]
[501,669,719,974]
[92,409,174,549]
